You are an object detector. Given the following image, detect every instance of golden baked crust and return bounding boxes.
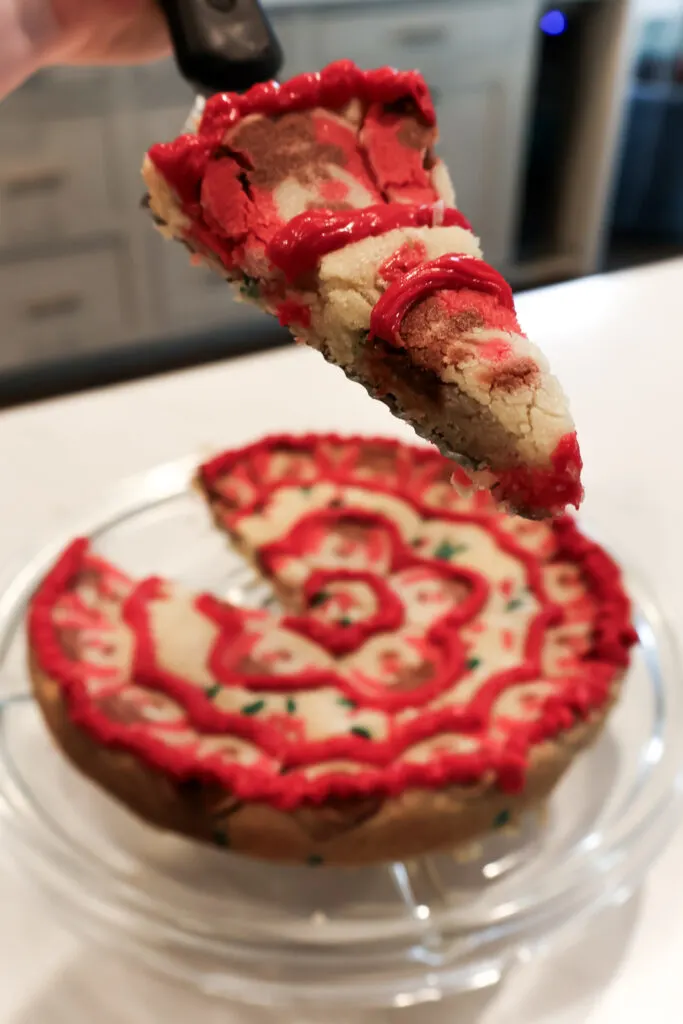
[30,654,615,864]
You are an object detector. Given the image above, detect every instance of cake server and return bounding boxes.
[158,0,283,130]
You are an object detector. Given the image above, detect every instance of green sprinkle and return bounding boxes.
[434,541,467,561]
[300,485,313,495]
[286,698,297,714]
[307,854,324,867]
[337,696,357,709]
[493,809,511,830]
[351,726,372,740]
[309,591,328,607]
[506,598,524,611]
[466,657,481,671]
[239,275,260,300]
[212,828,230,848]
[242,700,266,716]
[205,683,222,700]
[339,616,353,627]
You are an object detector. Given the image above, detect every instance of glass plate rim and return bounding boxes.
[1,456,682,1005]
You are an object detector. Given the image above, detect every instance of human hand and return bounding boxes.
[45,0,170,65]
[0,0,171,101]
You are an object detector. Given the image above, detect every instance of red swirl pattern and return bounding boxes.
[268,205,472,282]
[29,435,636,809]
[369,255,515,345]
[148,61,435,214]
[147,60,487,304]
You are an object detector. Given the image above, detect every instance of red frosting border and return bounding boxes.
[148,60,435,213]
[29,435,636,807]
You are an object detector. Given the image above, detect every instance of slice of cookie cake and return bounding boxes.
[142,61,583,518]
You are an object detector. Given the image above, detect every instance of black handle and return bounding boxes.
[158,0,283,95]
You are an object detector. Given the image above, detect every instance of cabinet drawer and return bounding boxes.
[0,117,115,248]
[5,67,112,120]
[317,3,514,87]
[131,59,196,110]
[153,238,264,335]
[0,248,127,371]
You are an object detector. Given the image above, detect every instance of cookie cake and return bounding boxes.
[27,434,636,866]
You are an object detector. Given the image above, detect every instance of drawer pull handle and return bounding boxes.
[392,25,449,47]
[25,294,83,319]
[6,171,65,197]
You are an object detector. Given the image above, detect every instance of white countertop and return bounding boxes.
[1,257,682,1023]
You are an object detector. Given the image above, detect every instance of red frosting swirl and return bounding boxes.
[370,254,515,344]
[268,204,472,281]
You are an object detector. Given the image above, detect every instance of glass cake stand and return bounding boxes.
[0,457,682,1010]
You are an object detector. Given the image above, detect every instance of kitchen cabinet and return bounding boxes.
[0,246,128,372]
[0,116,117,249]
[0,0,633,380]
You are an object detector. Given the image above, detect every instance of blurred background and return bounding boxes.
[1,0,681,405]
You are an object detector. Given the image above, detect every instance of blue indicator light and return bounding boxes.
[540,10,567,36]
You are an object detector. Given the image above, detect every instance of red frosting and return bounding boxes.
[369,255,515,344]
[148,61,435,215]
[284,568,406,657]
[200,62,436,135]
[30,436,636,808]
[276,299,312,329]
[490,432,584,517]
[268,205,472,281]
[379,239,428,282]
